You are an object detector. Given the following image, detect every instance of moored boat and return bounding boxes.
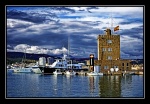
[39,54,85,74]
[53,69,63,75]
[87,72,103,76]
[65,70,76,75]
[31,65,42,74]
[13,67,33,73]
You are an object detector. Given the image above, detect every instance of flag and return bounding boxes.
[114,25,119,31]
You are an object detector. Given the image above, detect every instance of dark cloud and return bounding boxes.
[87,7,99,13]
[121,40,143,59]
[119,18,143,25]
[7,28,17,33]
[54,7,75,13]
[7,10,47,23]
[7,29,69,48]
[120,25,143,40]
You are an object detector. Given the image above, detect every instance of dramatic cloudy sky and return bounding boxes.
[6,6,144,59]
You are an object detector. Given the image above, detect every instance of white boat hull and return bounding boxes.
[32,68,42,74]
[65,71,76,75]
[53,71,62,75]
[87,72,103,76]
[13,67,32,73]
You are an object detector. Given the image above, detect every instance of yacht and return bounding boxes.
[39,54,84,74]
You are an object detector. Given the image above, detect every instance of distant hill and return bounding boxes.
[130,59,144,64]
[6,52,90,61]
[7,52,55,60]
[6,52,143,64]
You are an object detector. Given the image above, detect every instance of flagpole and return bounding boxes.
[111,11,113,34]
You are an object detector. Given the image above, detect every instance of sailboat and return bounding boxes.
[13,50,33,73]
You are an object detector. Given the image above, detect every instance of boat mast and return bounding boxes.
[21,48,26,67]
[68,34,70,59]
[68,34,72,69]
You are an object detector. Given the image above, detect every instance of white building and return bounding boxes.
[39,57,46,66]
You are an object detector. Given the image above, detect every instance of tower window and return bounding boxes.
[107,40,112,43]
[107,56,112,60]
[102,48,107,51]
[108,48,112,51]
[104,66,109,69]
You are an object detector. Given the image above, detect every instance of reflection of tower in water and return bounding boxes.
[99,75,121,97]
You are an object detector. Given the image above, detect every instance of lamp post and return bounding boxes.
[90,54,94,72]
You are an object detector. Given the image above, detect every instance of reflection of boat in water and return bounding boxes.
[7,68,15,73]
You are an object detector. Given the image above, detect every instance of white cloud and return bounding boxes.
[7,18,34,28]
[120,23,142,30]
[14,44,30,52]
[8,44,68,55]
[83,34,98,39]
[82,38,92,42]
[91,7,143,13]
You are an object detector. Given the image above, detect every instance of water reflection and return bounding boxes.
[7,73,143,98]
[7,73,41,97]
[88,76,101,97]
[89,76,95,93]
[99,75,122,97]
[121,75,143,97]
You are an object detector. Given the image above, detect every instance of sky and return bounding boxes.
[6,6,144,59]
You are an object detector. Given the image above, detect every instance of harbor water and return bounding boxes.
[6,72,144,98]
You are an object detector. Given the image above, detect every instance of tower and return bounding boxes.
[97,28,120,61]
[96,28,131,73]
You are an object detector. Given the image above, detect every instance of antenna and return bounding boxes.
[25,48,26,62]
[68,34,70,59]
[111,11,113,30]
[107,19,110,29]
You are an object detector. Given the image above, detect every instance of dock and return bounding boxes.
[41,70,143,76]
[102,70,144,76]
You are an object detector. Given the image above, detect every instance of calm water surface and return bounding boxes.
[6,72,144,98]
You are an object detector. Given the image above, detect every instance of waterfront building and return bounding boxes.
[47,57,54,65]
[39,57,46,67]
[86,28,131,74]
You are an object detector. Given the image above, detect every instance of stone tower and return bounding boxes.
[97,28,120,61]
